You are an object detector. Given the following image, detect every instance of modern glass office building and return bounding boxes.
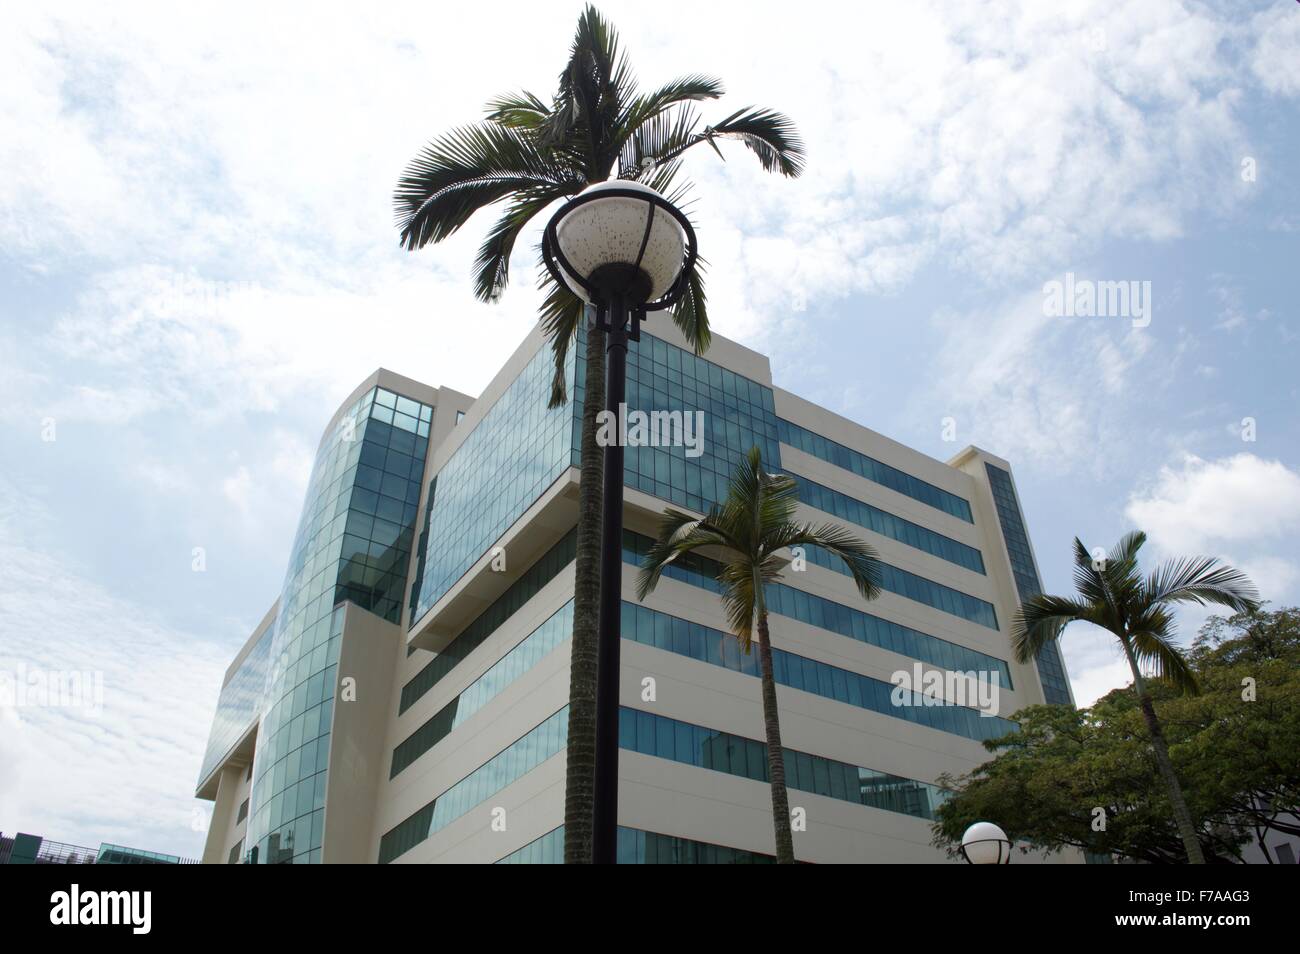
[196,327,1076,864]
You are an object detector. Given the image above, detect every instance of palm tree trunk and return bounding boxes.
[755,611,796,863]
[563,321,604,863]
[1120,639,1206,864]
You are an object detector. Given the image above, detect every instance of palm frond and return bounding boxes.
[697,107,806,177]
[614,74,725,155]
[669,256,711,355]
[394,123,574,250]
[717,561,759,649]
[756,468,800,538]
[1144,555,1260,614]
[1070,536,1114,618]
[474,186,575,302]
[1129,624,1200,694]
[484,90,550,129]
[635,508,702,599]
[536,270,586,408]
[618,104,702,179]
[1110,529,1148,565]
[772,522,883,601]
[718,447,765,550]
[542,4,636,178]
[619,103,805,181]
[635,507,731,599]
[1010,594,1093,665]
[1100,530,1146,611]
[630,156,690,201]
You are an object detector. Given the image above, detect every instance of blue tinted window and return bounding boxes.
[391,602,573,777]
[238,385,432,865]
[799,543,998,629]
[413,347,575,621]
[789,472,984,573]
[778,418,973,522]
[379,708,568,863]
[623,531,1011,685]
[622,601,1015,742]
[401,530,576,713]
[496,827,777,864]
[985,464,1073,706]
[572,328,781,515]
[620,708,951,821]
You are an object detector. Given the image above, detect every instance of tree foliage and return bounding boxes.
[933,606,1300,863]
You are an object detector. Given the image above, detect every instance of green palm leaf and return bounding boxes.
[536,271,586,409]
[394,123,576,249]
[615,74,725,147]
[1129,623,1199,693]
[485,90,550,130]
[1144,555,1260,613]
[669,257,710,354]
[766,522,884,601]
[702,107,806,177]
[1010,594,1094,665]
[474,186,577,303]
[1018,530,1259,693]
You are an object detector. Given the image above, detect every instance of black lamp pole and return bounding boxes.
[592,286,631,866]
[542,187,697,864]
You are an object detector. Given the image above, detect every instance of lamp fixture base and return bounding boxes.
[590,264,651,340]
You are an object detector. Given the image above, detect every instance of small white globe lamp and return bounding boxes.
[961,821,1012,864]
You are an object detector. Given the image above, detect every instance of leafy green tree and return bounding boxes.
[1191,605,1300,668]
[393,6,802,862]
[1184,606,1300,860]
[1009,532,1258,863]
[636,447,881,862]
[933,606,1296,863]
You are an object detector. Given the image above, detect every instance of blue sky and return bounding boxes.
[1,1,1296,858]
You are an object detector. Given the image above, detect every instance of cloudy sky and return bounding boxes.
[1,0,1296,858]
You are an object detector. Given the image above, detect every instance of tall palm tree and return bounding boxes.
[1012,532,1259,864]
[636,447,881,863]
[393,6,803,863]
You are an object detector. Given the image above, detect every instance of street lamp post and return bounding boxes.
[960,821,1013,864]
[542,181,698,864]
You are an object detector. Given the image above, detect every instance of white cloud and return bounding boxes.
[269,429,315,488]
[1060,622,1134,707]
[1249,3,1300,98]
[1117,452,1300,652]
[1210,276,1262,333]
[25,261,539,427]
[1236,554,1300,605]
[0,0,1282,356]
[920,289,1157,474]
[688,0,1255,337]
[0,478,227,857]
[221,465,254,515]
[1125,453,1300,556]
